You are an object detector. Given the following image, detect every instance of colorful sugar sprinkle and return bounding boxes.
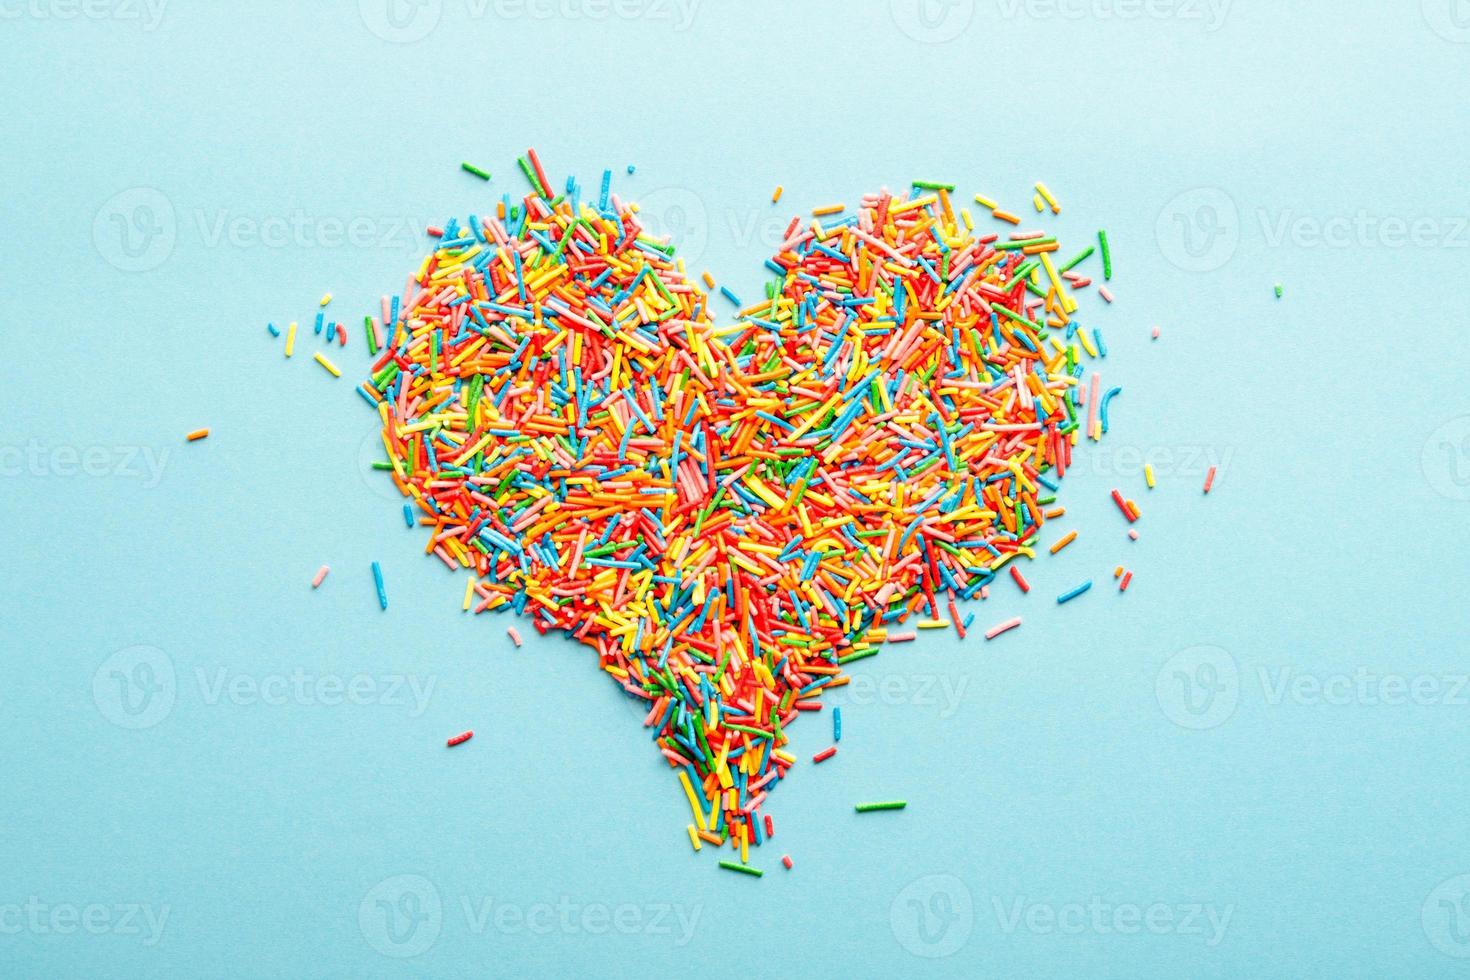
[186,428,209,442]
[311,565,330,589]
[984,616,1022,640]
[718,861,763,877]
[314,351,341,378]
[371,561,387,611]
[356,152,1118,863]
[1057,581,1092,604]
[854,801,907,813]
[447,730,473,747]
[462,162,492,181]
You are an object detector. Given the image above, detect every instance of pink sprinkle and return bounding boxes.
[447,730,473,747]
[984,617,1023,640]
[1151,326,1160,340]
[1098,285,1114,303]
[311,565,329,589]
[1128,529,1140,541]
[782,855,793,870]
[1204,466,1217,493]
[813,746,837,763]
[507,626,523,647]
[886,631,917,643]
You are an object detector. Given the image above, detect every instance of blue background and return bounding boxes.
[5,1,1470,976]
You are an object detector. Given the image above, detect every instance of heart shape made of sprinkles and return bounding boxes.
[360,152,1112,862]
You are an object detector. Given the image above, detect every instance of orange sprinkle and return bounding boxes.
[1049,529,1077,554]
[186,428,209,442]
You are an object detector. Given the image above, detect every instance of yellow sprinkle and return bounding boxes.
[772,185,784,203]
[313,352,341,377]
[1035,181,1060,213]
[686,824,701,851]
[1144,463,1156,488]
[917,620,951,629]
[319,293,332,307]
[1033,193,1045,212]
[678,771,707,830]
[812,203,844,217]
[284,322,296,357]
[702,271,715,290]
[974,193,997,209]
[462,575,476,611]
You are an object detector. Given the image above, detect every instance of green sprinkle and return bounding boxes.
[1098,230,1112,280]
[1274,283,1283,298]
[1058,245,1094,273]
[911,180,955,192]
[364,316,379,356]
[461,162,492,181]
[718,861,763,877]
[837,647,879,665]
[517,156,549,199]
[855,801,908,813]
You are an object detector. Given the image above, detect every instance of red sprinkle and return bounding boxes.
[1111,489,1137,523]
[1203,466,1217,493]
[763,815,774,837]
[782,855,793,870]
[1120,572,1133,592]
[1010,565,1030,593]
[813,746,837,764]
[447,730,473,747]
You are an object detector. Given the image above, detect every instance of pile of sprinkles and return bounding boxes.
[355,152,1129,871]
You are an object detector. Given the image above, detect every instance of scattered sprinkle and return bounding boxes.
[314,351,341,377]
[461,162,492,181]
[185,428,209,442]
[311,565,330,589]
[854,801,907,813]
[984,617,1023,640]
[1204,466,1218,493]
[718,861,763,878]
[447,730,473,747]
[1056,581,1092,604]
[371,561,387,611]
